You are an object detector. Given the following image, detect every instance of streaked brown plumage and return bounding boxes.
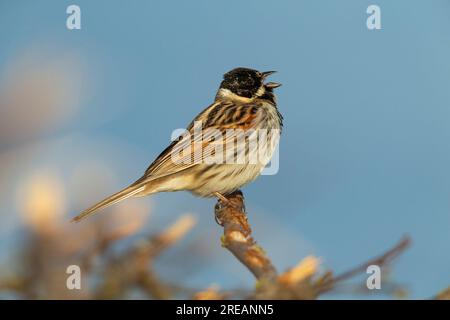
[72,67,282,222]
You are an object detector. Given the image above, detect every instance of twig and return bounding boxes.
[146,214,197,257]
[317,236,411,294]
[214,190,277,281]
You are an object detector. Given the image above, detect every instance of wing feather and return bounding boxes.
[140,100,261,181]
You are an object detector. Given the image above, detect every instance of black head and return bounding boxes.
[219,67,281,99]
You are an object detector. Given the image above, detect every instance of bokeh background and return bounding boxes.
[1,0,450,299]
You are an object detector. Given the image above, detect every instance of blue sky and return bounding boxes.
[1,0,450,299]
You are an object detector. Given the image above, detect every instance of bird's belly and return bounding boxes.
[187,163,265,197]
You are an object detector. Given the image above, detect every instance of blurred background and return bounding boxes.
[0,0,449,299]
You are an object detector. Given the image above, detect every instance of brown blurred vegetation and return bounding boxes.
[0,180,443,300]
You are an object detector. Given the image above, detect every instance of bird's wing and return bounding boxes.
[71,100,261,223]
[139,100,261,181]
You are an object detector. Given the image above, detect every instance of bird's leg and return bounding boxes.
[213,191,244,211]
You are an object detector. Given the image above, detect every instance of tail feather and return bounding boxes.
[71,181,147,223]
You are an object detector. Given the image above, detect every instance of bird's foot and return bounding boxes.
[213,192,233,206]
[213,191,246,226]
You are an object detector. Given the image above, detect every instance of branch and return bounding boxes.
[214,190,277,282]
[214,191,413,299]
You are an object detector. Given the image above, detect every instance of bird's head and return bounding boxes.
[216,67,281,103]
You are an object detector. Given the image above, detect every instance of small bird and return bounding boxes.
[72,67,283,222]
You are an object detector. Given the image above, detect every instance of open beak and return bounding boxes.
[261,71,281,88]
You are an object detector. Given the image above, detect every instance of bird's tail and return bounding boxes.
[71,180,148,223]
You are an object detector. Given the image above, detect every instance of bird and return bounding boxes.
[72,67,283,222]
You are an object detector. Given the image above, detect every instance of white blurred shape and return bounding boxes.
[17,170,66,232]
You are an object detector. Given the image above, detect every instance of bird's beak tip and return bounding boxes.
[262,70,277,78]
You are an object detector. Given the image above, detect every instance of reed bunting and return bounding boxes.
[72,67,282,222]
